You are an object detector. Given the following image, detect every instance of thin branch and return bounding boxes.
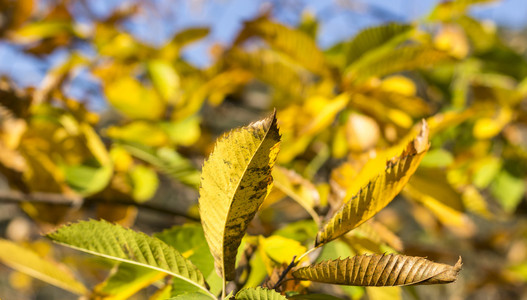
[272,255,298,290]
[0,191,200,222]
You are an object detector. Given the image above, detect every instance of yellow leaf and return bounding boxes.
[235,15,330,76]
[366,286,401,300]
[106,121,169,147]
[380,75,416,96]
[0,239,87,295]
[104,77,165,120]
[272,166,320,225]
[315,121,429,247]
[434,24,469,59]
[292,254,462,286]
[199,111,281,280]
[259,235,307,275]
[147,59,180,102]
[473,107,512,139]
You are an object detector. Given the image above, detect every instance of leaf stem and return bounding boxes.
[222,277,227,300]
[296,247,317,264]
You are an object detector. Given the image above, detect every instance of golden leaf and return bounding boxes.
[315,121,429,247]
[292,254,462,286]
[199,111,281,280]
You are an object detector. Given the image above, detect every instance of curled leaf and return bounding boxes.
[292,254,462,286]
[199,110,281,280]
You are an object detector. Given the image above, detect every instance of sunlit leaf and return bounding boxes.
[366,286,401,300]
[292,254,462,286]
[345,45,451,83]
[345,23,412,65]
[148,59,180,101]
[259,235,307,274]
[0,238,87,295]
[93,263,165,300]
[199,111,280,280]
[272,166,320,224]
[428,0,498,21]
[235,15,330,76]
[315,121,429,247]
[105,77,165,120]
[47,220,213,297]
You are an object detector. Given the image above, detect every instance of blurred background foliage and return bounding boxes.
[0,0,527,299]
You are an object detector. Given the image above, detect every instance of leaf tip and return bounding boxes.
[413,119,429,153]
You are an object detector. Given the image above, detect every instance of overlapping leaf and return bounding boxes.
[345,23,412,65]
[315,121,429,247]
[93,263,165,299]
[47,220,212,297]
[199,111,281,280]
[0,238,87,295]
[292,254,462,286]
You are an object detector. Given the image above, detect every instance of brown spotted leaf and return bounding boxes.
[199,110,281,280]
[315,121,429,247]
[292,254,462,286]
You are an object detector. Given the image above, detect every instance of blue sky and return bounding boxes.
[1,0,526,92]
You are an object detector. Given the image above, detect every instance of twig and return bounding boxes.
[0,190,200,222]
[272,255,298,290]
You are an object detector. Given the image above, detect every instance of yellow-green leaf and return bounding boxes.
[93,263,165,300]
[47,220,213,298]
[0,238,87,295]
[315,121,429,247]
[235,16,330,76]
[292,254,462,286]
[199,111,281,280]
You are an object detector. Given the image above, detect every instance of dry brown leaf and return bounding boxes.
[292,253,462,286]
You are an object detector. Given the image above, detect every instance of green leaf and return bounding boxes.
[0,238,87,295]
[199,111,281,280]
[63,161,112,196]
[47,220,214,298]
[235,287,287,300]
[130,165,159,202]
[420,148,454,168]
[315,122,430,247]
[154,224,215,278]
[168,292,213,300]
[292,254,462,286]
[491,170,526,213]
